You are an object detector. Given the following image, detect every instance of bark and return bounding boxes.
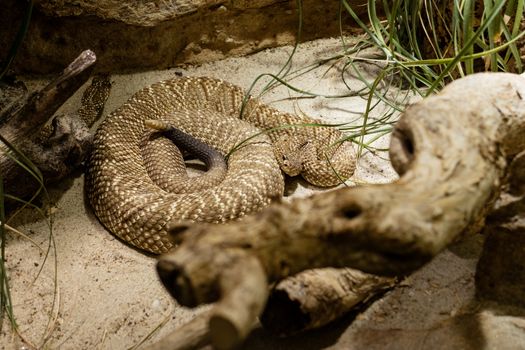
[144,312,211,350]
[260,268,395,335]
[155,72,525,349]
[0,50,96,145]
[0,50,97,202]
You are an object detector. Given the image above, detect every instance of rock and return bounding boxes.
[476,222,525,307]
[476,146,525,307]
[2,0,368,74]
[36,1,285,24]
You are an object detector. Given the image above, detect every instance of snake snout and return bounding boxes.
[280,157,303,177]
[274,151,303,177]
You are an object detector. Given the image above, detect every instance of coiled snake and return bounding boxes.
[86,77,356,253]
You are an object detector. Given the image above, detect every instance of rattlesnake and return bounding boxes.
[86,76,355,253]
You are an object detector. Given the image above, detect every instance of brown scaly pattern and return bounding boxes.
[87,77,355,253]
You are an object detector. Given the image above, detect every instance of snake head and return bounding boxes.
[273,137,313,177]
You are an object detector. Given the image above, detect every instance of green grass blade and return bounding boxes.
[426,0,508,94]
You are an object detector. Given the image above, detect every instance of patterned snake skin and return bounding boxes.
[87,77,356,253]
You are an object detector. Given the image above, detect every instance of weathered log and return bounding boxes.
[144,312,211,350]
[0,50,96,145]
[155,72,525,349]
[0,50,99,202]
[260,268,395,335]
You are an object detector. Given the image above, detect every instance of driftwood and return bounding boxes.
[260,268,395,335]
[145,313,212,350]
[153,72,525,349]
[0,50,99,202]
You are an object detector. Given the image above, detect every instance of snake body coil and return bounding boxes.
[87,77,355,253]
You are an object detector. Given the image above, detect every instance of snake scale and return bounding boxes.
[87,77,356,253]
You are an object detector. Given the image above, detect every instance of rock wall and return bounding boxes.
[2,0,368,74]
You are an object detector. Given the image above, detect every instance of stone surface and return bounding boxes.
[2,0,367,74]
[476,187,525,307]
[36,0,283,25]
[477,145,525,306]
[476,225,525,307]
